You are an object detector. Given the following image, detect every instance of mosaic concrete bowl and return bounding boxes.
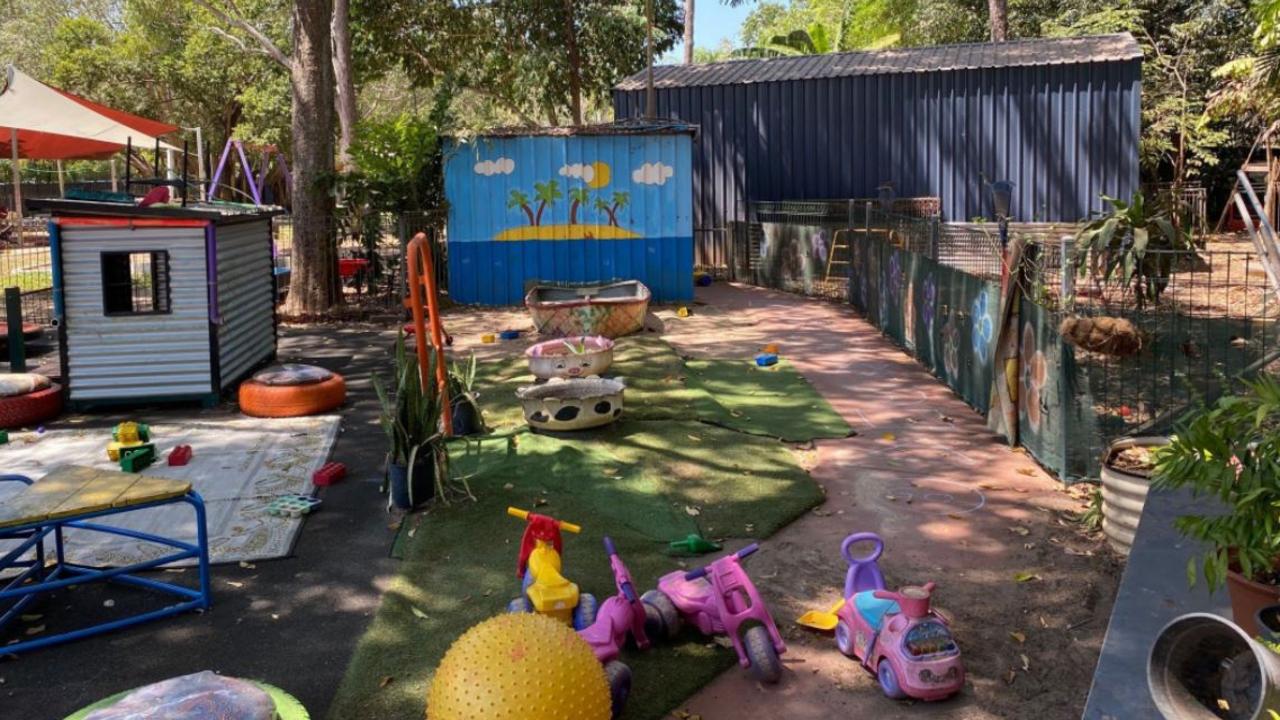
[526,336,616,380]
[516,377,625,431]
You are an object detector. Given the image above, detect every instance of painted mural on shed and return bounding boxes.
[444,123,696,305]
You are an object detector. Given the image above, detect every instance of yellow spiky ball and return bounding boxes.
[427,612,611,720]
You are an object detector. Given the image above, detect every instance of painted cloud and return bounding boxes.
[474,157,515,176]
[632,162,674,186]
[559,163,595,183]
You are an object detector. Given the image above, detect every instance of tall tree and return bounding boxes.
[684,0,695,63]
[987,0,1007,41]
[332,0,357,167]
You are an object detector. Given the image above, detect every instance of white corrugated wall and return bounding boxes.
[215,219,275,388]
[62,226,212,401]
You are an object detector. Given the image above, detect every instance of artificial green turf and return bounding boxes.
[684,358,853,442]
[327,421,824,720]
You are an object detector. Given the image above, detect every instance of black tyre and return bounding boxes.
[744,625,783,684]
[641,589,682,640]
[604,660,632,718]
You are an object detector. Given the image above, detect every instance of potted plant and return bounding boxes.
[447,353,486,436]
[1099,436,1169,556]
[1152,375,1280,636]
[1061,192,1190,357]
[374,333,447,510]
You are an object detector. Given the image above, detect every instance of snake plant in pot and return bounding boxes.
[1152,375,1280,637]
[374,332,447,510]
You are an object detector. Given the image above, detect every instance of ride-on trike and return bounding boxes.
[505,507,597,629]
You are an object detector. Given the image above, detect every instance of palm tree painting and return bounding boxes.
[507,189,536,225]
[533,180,563,226]
[568,187,592,225]
[600,191,629,227]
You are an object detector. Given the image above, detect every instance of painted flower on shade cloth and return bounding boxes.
[887,250,904,297]
[902,279,916,351]
[971,288,994,365]
[811,230,828,263]
[921,274,937,337]
[1021,323,1048,430]
[878,273,891,327]
[941,312,961,380]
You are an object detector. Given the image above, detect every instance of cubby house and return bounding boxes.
[31,199,279,408]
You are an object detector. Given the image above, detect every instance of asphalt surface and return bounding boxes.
[0,324,400,719]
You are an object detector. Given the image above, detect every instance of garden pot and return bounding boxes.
[1100,436,1167,556]
[450,395,482,436]
[516,377,625,431]
[1256,604,1280,646]
[1228,570,1280,638]
[526,336,615,380]
[388,459,436,510]
[1149,612,1280,720]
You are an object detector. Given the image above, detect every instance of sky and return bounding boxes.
[664,0,755,61]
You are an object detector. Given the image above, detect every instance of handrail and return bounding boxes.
[406,231,452,435]
[1233,169,1280,302]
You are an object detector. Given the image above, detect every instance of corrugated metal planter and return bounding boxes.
[1100,436,1168,556]
[36,199,279,408]
[444,124,695,305]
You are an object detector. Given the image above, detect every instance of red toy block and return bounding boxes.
[168,444,193,466]
[312,461,347,486]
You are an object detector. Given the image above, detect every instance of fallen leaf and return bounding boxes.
[1010,631,1026,644]
[18,614,40,623]
[1039,615,1049,628]
[103,599,115,608]
[24,625,44,636]
[483,589,493,597]
[1016,468,1037,477]
[946,513,964,520]
[687,434,702,442]
[601,467,619,476]
[885,495,898,502]
[685,506,701,516]
[1014,571,1041,583]
[1020,653,1030,671]
[880,432,896,442]
[411,606,429,620]
[1065,547,1094,556]
[978,482,1003,490]
[1023,542,1036,550]
[379,676,394,689]
[729,410,743,418]
[1008,526,1031,536]
[503,483,514,490]
[534,497,548,507]
[1004,669,1017,685]
[713,636,734,649]
[271,613,280,620]
[226,580,244,588]
[239,561,256,570]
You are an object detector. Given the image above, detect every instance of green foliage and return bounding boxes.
[447,352,486,433]
[1072,192,1190,307]
[372,333,449,505]
[1152,375,1280,592]
[343,108,449,213]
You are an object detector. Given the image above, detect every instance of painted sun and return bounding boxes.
[586,161,611,189]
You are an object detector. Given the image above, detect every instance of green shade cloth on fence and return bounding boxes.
[329,421,824,720]
[471,334,850,441]
[685,357,852,441]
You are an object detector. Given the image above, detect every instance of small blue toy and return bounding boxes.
[499,330,522,341]
[755,353,778,367]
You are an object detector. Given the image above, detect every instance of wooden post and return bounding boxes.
[6,287,25,373]
[55,160,65,197]
[110,156,118,192]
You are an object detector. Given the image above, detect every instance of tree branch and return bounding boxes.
[193,0,292,70]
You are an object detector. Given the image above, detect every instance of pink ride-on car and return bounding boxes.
[833,532,964,701]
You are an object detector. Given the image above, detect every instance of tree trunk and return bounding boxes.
[332,0,357,170]
[987,0,1008,42]
[283,0,338,317]
[683,0,695,64]
[563,0,583,125]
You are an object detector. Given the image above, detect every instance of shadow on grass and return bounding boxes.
[327,420,824,720]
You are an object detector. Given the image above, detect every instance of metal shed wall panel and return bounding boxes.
[613,60,1141,227]
[216,219,276,388]
[444,133,694,305]
[61,226,212,401]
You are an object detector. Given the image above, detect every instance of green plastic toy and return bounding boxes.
[119,444,157,473]
[667,533,722,556]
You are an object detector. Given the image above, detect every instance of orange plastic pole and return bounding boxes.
[406,232,452,435]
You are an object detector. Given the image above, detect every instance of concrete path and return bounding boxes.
[653,284,1117,720]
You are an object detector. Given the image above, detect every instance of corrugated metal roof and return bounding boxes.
[615,33,1141,90]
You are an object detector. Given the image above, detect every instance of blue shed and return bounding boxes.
[444,123,696,305]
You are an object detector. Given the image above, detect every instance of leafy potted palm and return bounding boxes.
[374,333,447,510]
[1152,375,1280,636]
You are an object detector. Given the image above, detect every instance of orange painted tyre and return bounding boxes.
[0,383,63,429]
[238,375,346,418]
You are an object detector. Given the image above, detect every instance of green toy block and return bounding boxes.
[667,533,722,556]
[0,430,8,445]
[119,444,157,473]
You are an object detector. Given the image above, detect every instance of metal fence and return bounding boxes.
[746,202,1280,481]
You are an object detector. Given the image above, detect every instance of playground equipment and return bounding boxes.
[506,507,598,629]
[405,232,452,435]
[799,532,964,702]
[643,543,786,683]
[206,138,290,206]
[106,421,150,461]
[427,613,611,720]
[576,537,652,717]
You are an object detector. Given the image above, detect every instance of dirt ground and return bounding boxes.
[442,283,1122,720]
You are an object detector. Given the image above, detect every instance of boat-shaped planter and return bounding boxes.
[516,377,625,431]
[525,280,651,338]
[526,336,616,380]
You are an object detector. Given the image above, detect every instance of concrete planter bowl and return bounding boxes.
[516,378,625,431]
[526,336,616,380]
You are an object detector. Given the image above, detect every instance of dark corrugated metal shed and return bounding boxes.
[613,34,1142,227]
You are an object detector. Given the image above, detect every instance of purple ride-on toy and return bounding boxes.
[832,532,964,701]
[577,536,652,718]
[641,543,786,683]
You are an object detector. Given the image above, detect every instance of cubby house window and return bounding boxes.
[101,251,171,315]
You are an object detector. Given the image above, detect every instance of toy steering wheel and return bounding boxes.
[841,532,886,597]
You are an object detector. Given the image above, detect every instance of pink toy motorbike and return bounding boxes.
[830,532,964,701]
[578,536,651,718]
[642,543,786,683]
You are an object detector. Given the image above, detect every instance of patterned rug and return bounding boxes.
[0,415,341,568]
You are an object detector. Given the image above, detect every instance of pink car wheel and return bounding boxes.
[835,620,857,657]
